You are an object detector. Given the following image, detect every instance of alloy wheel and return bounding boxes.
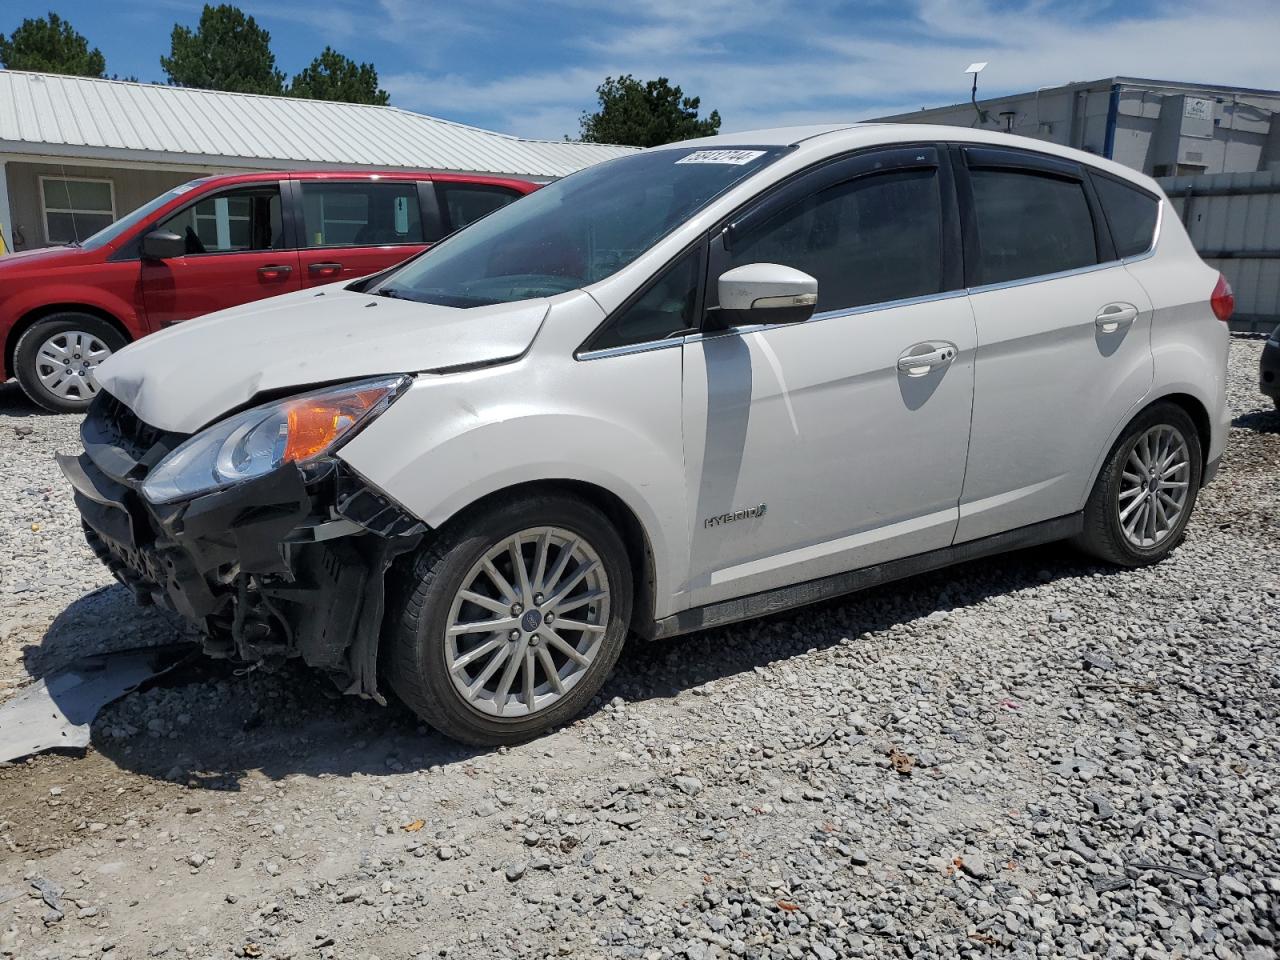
[444,526,611,718]
[1117,424,1192,548]
[35,330,113,402]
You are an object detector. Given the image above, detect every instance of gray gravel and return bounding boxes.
[1,337,1277,960]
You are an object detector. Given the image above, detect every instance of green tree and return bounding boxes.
[161,4,284,95]
[0,12,106,77]
[290,47,388,105]
[577,75,720,147]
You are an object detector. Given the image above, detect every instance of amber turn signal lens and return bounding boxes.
[281,388,388,463]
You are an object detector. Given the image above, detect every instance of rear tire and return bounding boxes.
[1074,402,1202,567]
[387,493,632,746]
[13,313,126,413]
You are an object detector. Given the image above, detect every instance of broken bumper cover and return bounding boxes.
[59,393,427,702]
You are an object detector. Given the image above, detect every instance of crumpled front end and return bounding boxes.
[59,392,428,701]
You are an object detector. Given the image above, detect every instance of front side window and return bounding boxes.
[42,177,115,244]
[970,169,1097,285]
[1093,175,1159,258]
[726,168,944,313]
[438,183,521,232]
[81,179,208,251]
[300,181,424,247]
[587,248,701,351]
[373,146,784,308]
[158,185,284,255]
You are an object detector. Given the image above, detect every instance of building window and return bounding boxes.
[40,177,116,245]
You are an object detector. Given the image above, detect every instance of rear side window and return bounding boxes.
[727,168,944,313]
[300,181,424,247]
[438,184,522,232]
[158,185,284,254]
[588,247,701,351]
[969,170,1097,285]
[1093,175,1159,258]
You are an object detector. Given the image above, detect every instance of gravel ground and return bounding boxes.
[0,338,1277,960]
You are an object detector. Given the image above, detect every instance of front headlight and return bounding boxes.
[141,375,410,504]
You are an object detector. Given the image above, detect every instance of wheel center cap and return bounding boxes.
[1148,476,1160,492]
[520,609,542,633]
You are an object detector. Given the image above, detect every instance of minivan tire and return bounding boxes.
[1075,401,1203,567]
[387,492,632,746]
[14,313,127,413]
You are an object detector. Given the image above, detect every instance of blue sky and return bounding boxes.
[4,0,1278,140]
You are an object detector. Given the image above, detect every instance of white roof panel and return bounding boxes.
[0,70,635,178]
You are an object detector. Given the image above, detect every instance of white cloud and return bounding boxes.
[380,0,1280,139]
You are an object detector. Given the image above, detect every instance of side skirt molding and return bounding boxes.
[649,512,1084,640]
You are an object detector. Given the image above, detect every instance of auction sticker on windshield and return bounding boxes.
[675,150,767,165]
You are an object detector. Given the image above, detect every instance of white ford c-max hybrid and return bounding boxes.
[62,124,1233,745]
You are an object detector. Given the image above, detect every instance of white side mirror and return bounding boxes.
[717,263,818,326]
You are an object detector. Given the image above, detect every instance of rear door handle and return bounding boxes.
[1095,302,1138,333]
[308,262,343,278]
[897,342,957,377]
[258,264,293,280]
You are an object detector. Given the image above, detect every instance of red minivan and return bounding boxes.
[0,170,538,412]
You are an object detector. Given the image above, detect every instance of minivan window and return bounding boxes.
[300,181,424,247]
[588,247,701,351]
[158,185,285,255]
[970,169,1097,285]
[78,179,208,251]
[1093,175,1159,258]
[373,146,784,308]
[727,168,944,312]
[437,183,521,232]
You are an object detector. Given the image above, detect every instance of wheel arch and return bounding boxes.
[425,478,661,639]
[6,303,133,381]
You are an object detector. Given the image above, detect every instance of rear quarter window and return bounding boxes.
[1093,175,1159,258]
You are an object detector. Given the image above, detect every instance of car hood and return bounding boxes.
[0,244,91,268]
[97,284,550,433]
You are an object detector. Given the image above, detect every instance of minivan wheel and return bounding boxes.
[13,314,125,413]
[387,493,632,746]
[1075,402,1202,567]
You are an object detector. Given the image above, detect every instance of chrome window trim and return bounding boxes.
[1118,194,1164,265]
[966,259,1123,296]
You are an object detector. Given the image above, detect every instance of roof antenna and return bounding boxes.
[965,62,990,126]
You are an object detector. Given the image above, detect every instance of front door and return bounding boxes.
[141,182,299,327]
[680,146,976,610]
[952,147,1155,542]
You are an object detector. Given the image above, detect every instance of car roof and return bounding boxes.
[180,169,538,192]
[668,122,1159,192]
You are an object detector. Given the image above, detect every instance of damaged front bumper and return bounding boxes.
[58,393,427,702]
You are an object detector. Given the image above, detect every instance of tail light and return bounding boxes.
[1210,274,1235,323]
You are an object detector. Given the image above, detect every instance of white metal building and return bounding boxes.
[0,70,634,252]
[873,77,1280,179]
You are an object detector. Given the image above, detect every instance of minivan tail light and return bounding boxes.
[1210,274,1235,323]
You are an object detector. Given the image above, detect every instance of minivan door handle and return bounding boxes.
[308,262,343,278]
[1095,302,1138,333]
[258,264,293,281]
[897,342,957,377]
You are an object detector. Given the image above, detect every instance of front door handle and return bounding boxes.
[1095,302,1138,334]
[258,264,293,280]
[897,342,957,377]
[308,262,343,278]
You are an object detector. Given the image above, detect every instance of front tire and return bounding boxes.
[1075,402,1202,567]
[13,314,126,413]
[387,493,632,746]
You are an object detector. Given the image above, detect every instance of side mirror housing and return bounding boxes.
[716,263,818,327]
[141,230,186,261]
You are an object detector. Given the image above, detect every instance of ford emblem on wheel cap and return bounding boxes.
[521,609,542,632]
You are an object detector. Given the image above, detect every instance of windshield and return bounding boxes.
[372,146,785,307]
[78,179,209,251]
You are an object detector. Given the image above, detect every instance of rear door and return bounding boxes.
[141,181,300,326]
[293,179,441,286]
[954,146,1155,542]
